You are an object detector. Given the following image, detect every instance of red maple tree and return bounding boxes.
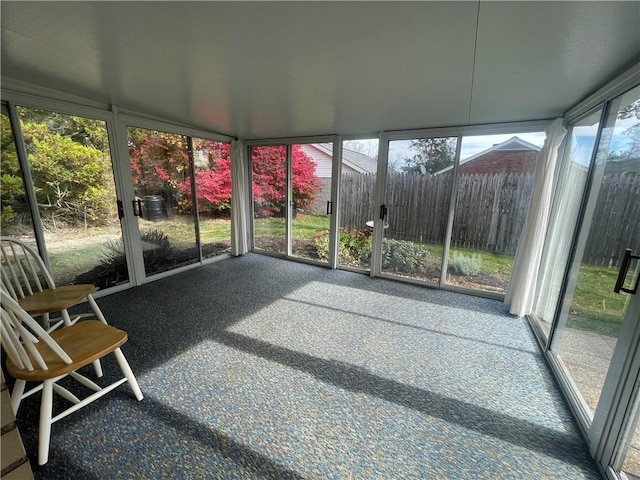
[251,145,321,216]
[129,130,320,216]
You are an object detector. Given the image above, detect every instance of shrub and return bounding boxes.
[381,238,430,273]
[312,227,372,266]
[449,252,482,276]
[313,230,434,274]
[339,228,372,264]
[100,229,175,282]
[1,205,16,226]
[312,231,330,260]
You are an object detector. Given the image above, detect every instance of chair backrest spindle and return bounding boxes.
[0,310,31,370]
[1,267,20,300]
[0,291,73,372]
[0,238,56,302]
[1,242,28,298]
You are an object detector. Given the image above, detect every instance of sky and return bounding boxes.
[346,114,638,169]
[346,131,547,166]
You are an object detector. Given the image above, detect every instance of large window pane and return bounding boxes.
[446,132,546,294]
[16,106,128,288]
[251,145,287,254]
[338,139,379,271]
[128,127,198,276]
[534,110,602,334]
[191,138,232,259]
[1,108,36,245]
[383,136,458,283]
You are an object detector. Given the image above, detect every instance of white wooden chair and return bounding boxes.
[1,236,108,376]
[0,290,143,465]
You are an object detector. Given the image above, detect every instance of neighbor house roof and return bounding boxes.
[435,136,541,175]
[312,143,377,175]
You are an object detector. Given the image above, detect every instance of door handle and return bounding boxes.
[614,249,640,295]
[117,200,124,220]
[326,201,333,215]
[379,204,387,220]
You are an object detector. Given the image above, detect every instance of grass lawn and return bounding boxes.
[292,213,330,239]
[49,244,110,285]
[449,247,513,281]
[566,264,627,336]
[161,217,231,246]
[253,212,330,241]
[47,213,625,337]
[47,217,232,283]
[410,244,514,282]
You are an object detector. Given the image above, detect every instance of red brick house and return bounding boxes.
[436,136,540,175]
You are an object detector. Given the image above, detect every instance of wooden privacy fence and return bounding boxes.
[339,171,639,264]
[449,172,534,255]
[582,172,640,267]
[340,172,378,228]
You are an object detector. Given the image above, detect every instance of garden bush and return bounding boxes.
[313,227,372,266]
[313,228,434,274]
[449,252,482,276]
[98,229,175,285]
[381,238,431,273]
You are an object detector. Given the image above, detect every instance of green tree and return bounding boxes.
[616,99,640,161]
[401,137,455,175]
[1,113,26,227]
[18,111,115,227]
[18,108,109,150]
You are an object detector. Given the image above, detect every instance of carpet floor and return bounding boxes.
[13,253,601,479]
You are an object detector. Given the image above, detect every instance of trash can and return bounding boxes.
[143,195,168,222]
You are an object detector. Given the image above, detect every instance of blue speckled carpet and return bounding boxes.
[14,253,601,479]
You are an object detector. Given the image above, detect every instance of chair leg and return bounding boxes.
[87,295,108,324]
[41,312,50,329]
[10,379,26,415]
[113,348,143,401]
[60,309,73,327]
[38,380,54,465]
[91,359,104,378]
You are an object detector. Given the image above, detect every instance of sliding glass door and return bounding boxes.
[381,136,458,284]
[12,105,130,289]
[550,86,640,421]
[338,139,379,271]
[446,132,545,294]
[250,140,333,265]
[373,131,545,293]
[3,101,233,289]
[127,126,233,277]
[535,85,640,480]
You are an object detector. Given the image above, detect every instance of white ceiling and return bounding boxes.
[1,2,639,140]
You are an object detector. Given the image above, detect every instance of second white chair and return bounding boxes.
[1,236,109,376]
[1,290,144,465]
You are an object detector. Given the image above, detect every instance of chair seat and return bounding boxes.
[18,284,96,314]
[6,321,127,382]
